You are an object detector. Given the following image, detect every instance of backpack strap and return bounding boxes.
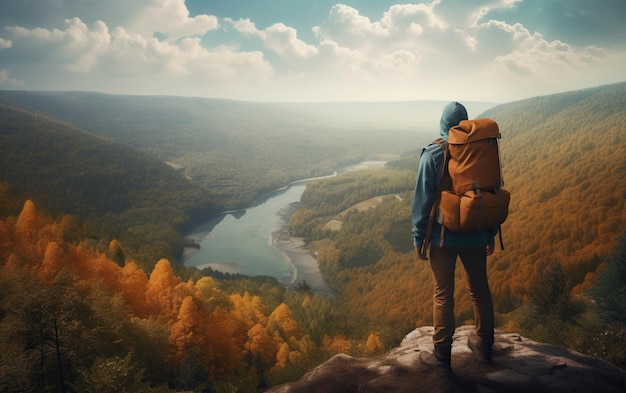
[420,138,450,259]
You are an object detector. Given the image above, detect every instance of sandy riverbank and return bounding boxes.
[271,229,334,297]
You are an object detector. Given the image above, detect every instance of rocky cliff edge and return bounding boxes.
[266,325,626,393]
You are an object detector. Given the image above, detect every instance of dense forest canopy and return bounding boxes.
[482,82,626,299]
[1,82,625,391]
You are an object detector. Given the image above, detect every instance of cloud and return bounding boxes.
[432,0,523,27]
[381,3,447,33]
[0,37,10,49]
[227,18,318,59]
[0,13,273,98]
[264,23,318,58]
[313,4,388,48]
[0,69,24,88]
[228,18,258,36]
[129,0,219,41]
[474,19,609,81]
[96,25,274,84]
[298,1,622,101]
[5,18,110,72]
[304,4,445,86]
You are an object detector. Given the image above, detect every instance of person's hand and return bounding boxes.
[415,246,428,261]
[486,244,494,256]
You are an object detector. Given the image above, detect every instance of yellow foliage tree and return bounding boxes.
[39,241,64,283]
[365,332,384,354]
[145,258,182,322]
[323,335,352,355]
[117,262,150,318]
[169,295,204,363]
[246,323,276,366]
[268,303,301,341]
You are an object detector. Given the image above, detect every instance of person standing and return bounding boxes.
[411,101,497,371]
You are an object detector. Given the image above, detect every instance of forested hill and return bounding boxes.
[0,104,215,270]
[483,81,626,298]
[0,90,496,208]
[290,81,626,342]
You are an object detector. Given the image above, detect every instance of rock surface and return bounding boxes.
[266,325,626,393]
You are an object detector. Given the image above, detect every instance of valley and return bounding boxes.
[0,83,625,391]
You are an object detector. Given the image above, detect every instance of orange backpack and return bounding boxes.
[424,118,510,251]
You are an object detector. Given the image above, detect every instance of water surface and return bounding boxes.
[183,161,386,283]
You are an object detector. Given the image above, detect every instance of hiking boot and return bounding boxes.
[419,344,452,373]
[433,344,452,372]
[467,334,492,363]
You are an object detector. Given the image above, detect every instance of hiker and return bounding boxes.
[411,101,499,371]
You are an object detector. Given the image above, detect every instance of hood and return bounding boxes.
[439,101,468,140]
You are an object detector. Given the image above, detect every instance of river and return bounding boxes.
[182,161,386,295]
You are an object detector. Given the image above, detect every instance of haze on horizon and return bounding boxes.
[0,0,624,103]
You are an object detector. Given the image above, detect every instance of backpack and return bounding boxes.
[422,118,510,254]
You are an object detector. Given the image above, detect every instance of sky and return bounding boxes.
[0,0,625,103]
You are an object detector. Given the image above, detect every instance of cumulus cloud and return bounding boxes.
[432,0,523,27]
[0,11,272,98]
[227,18,317,59]
[313,4,388,47]
[298,1,619,100]
[5,18,110,72]
[228,18,258,36]
[0,69,24,88]
[264,23,318,58]
[304,4,444,90]
[381,3,447,33]
[473,17,607,83]
[97,25,274,83]
[0,37,11,49]
[129,0,218,41]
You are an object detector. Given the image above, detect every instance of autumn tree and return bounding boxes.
[145,258,183,322]
[365,332,384,354]
[268,303,301,342]
[196,276,232,312]
[169,296,206,364]
[117,261,150,318]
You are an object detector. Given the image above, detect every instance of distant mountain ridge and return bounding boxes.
[0,90,497,133]
[0,90,494,209]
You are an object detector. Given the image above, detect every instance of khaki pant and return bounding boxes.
[429,246,494,347]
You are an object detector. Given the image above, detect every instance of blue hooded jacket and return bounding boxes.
[411,102,497,250]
